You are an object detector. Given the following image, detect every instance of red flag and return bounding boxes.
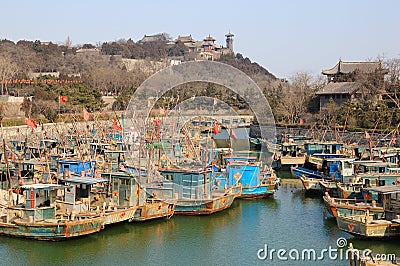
[299,118,304,125]
[59,95,68,103]
[153,119,160,125]
[83,108,90,121]
[213,122,219,135]
[25,118,37,129]
[230,128,237,141]
[113,118,122,131]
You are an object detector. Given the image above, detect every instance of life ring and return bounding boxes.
[96,155,105,167]
[113,191,118,197]
[87,168,91,175]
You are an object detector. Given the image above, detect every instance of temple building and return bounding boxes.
[316,60,388,110]
[173,32,234,61]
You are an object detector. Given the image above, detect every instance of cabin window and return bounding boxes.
[379,167,385,173]
[391,193,397,200]
[344,162,352,169]
[120,179,129,185]
[165,174,174,181]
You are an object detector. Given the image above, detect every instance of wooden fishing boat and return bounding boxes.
[147,168,241,215]
[272,142,306,170]
[337,183,364,199]
[132,199,175,222]
[100,171,176,222]
[223,157,278,198]
[293,158,355,194]
[323,193,384,218]
[59,174,138,226]
[336,185,400,238]
[0,184,104,240]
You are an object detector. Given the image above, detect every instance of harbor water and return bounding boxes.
[0,177,398,265]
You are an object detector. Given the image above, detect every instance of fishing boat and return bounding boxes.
[336,185,400,238]
[0,184,104,240]
[337,183,364,199]
[59,175,138,226]
[146,167,241,215]
[100,171,175,222]
[272,142,306,170]
[323,193,384,218]
[222,157,278,198]
[337,161,400,199]
[303,141,344,170]
[132,198,175,221]
[292,158,354,194]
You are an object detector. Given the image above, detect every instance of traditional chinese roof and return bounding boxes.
[139,34,167,43]
[225,32,234,37]
[316,82,364,95]
[203,35,216,42]
[175,35,193,43]
[322,60,383,75]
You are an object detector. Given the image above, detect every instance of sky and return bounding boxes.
[1,0,399,79]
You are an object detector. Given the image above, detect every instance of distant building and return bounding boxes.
[139,33,168,43]
[322,60,386,83]
[225,32,234,51]
[316,82,365,108]
[316,59,387,110]
[174,35,195,45]
[174,32,234,61]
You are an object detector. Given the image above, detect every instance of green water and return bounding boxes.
[0,183,398,265]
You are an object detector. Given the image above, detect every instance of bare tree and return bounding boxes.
[0,55,18,95]
[383,57,400,87]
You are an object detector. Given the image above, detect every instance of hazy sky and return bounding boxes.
[1,0,399,78]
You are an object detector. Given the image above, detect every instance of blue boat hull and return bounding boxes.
[291,166,324,179]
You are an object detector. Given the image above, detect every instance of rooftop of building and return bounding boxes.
[322,60,386,75]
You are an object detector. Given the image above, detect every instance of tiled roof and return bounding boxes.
[322,60,382,75]
[175,35,193,43]
[316,82,363,95]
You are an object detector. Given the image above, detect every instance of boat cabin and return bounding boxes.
[224,157,259,188]
[354,161,400,186]
[9,140,26,152]
[304,142,343,155]
[18,184,64,223]
[322,158,354,182]
[365,185,400,220]
[58,159,95,177]
[101,172,144,207]
[59,176,109,213]
[280,142,304,157]
[147,168,212,200]
[103,150,126,171]
[18,160,52,184]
